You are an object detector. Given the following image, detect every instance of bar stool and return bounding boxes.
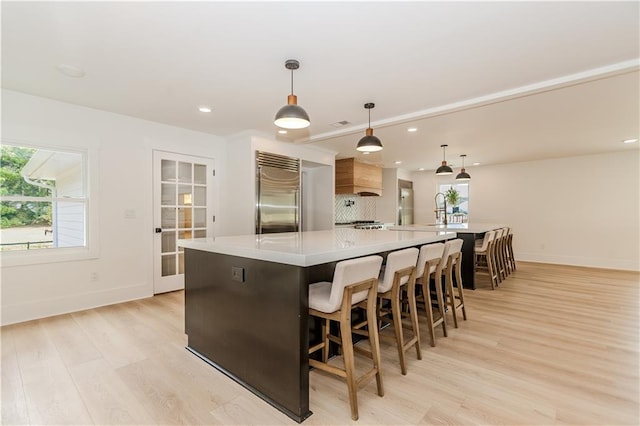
[375,247,421,375]
[415,243,447,346]
[308,255,384,421]
[504,227,512,277]
[501,227,512,276]
[506,230,516,272]
[441,239,468,328]
[493,228,506,283]
[474,230,498,290]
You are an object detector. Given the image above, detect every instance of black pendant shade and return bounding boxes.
[356,103,383,152]
[274,59,310,129]
[436,144,453,175]
[456,154,471,181]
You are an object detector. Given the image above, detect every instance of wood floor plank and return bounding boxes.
[42,313,102,368]
[11,320,94,425]
[68,358,156,425]
[1,262,638,425]
[71,308,147,369]
[1,326,30,424]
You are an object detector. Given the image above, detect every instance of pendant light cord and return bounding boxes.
[290,69,294,95]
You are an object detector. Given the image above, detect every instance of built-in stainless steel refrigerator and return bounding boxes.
[255,151,301,234]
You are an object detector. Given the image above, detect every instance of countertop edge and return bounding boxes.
[179,230,456,267]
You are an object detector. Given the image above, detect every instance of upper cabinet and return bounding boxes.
[335,158,383,196]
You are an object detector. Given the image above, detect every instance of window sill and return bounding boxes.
[0,246,98,268]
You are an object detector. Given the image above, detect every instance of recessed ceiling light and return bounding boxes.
[394,161,402,165]
[623,138,638,144]
[473,162,481,166]
[198,106,212,113]
[56,64,85,78]
[278,130,288,134]
[418,168,425,171]
[407,127,417,132]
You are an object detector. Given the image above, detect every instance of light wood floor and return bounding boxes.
[2,262,638,425]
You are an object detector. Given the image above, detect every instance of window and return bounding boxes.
[438,183,469,223]
[1,144,87,253]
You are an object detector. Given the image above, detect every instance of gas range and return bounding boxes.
[353,220,385,230]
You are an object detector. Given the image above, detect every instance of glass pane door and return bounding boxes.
[154,152,215,294]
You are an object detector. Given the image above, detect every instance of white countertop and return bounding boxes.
[179,229,455,267]
[388,223,506,233]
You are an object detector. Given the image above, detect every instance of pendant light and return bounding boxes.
[274,59,310,129]
[456,154,471,181]
[435,144,453,175]
[356,103,383,152]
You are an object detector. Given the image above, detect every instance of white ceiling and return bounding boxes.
[2,1,639,170]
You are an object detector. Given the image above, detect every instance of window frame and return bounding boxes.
[0,140,99,267]
[437,182,470,223]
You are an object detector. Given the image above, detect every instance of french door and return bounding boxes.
[153,150,215,294]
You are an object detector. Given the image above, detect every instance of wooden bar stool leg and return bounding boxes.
[446,262,459,328]
[421,278,437,346]
[407,279,422,360]
[455,260,468,321]
[322,318,330,363]
[391,283,408,375]
[339,308,359,420]
[486,244,496,290]
[365,289,384,398]
[433,274,448,337]
[508,234,516,272]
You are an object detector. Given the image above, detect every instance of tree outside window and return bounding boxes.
[0,144,86,251]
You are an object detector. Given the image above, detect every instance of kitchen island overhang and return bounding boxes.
[179,229,454,422]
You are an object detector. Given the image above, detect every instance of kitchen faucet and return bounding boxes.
[434,192,448,225]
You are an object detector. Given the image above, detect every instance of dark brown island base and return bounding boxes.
[179,229,454,422]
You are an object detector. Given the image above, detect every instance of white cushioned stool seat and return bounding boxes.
[309,255,382,314]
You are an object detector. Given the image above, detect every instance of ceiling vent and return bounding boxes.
[330,120,351,128]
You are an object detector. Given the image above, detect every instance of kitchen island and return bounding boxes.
[179,228,454,422]
[388,223,505,290]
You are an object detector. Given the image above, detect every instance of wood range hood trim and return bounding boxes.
[335,158,383,196]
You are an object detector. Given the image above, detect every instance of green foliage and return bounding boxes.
[445,187,461,206]
[0,146,53,228]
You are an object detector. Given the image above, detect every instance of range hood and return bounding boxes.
[335,158,382,196]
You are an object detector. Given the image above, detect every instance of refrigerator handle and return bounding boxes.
[256,166,262,234]
[298,170,303,232]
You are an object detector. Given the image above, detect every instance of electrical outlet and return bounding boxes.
[90,272,99,282]
[231,266,245,283]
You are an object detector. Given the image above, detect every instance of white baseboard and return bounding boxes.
[517,252,640,272]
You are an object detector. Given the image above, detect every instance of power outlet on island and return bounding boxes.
[231,266,245,283]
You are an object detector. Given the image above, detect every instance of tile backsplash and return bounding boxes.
[335,194,378,223]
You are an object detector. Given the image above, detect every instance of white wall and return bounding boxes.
[1,89,228,325]
[225,132,335,235]
[378,168,414,225]
[302,165,334,232]
[378,168,398,224]
[412,151,640,270]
